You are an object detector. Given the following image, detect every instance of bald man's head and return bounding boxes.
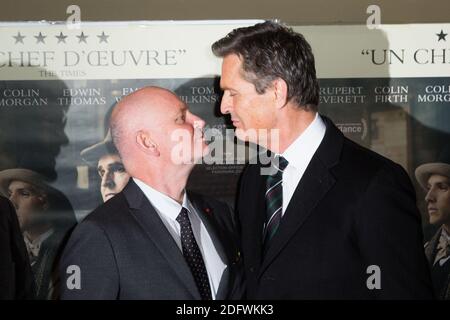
[110,86,207,176]
[111,87,175,148]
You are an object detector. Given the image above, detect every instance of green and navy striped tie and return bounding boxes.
[263,156,289,247]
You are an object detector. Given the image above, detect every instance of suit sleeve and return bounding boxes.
[224,202,246,300]
[60,219,119,300]
[355,163,434,299]
[0,197,34,300]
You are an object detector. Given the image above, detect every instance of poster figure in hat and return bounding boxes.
[0,169,76,299]
[80,131,130,203]
[415,145,450,300]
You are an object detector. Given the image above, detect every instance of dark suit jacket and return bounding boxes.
[424,226,450,300]
[60,179,244,300]
[0,196,34,299]
[33,229,73,300]
[238,115,433,299]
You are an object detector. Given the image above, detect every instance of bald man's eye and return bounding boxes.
[98,169,105,178]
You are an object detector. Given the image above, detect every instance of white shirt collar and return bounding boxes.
[442,227,450,241]
[132,178,226,299]
[23,228,54,258]
[281,112,326,169]
[133,178,189,222]
[24,228,54,247]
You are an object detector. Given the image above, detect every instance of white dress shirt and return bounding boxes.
[133,178,226,299]
[279,113,326,215]
[23,228,54,266]
[438,228,450,267]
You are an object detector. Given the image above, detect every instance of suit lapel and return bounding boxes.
[123,180,200,299]
[188,192,232,300]
[425,227,441,265]
[242,165,267,273]
[259,116,342,276]
[188,192,230,264]
[259,157,336,275]
[426,227,450,299]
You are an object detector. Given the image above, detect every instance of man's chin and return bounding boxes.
[236,128,259,144]
[428,214,443,226]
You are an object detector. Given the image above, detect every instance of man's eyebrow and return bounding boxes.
[220,84,235,91]
[108,162,123,168]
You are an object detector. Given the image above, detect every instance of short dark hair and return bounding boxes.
[212,20,319,111]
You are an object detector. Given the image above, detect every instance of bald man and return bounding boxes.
[59,87,243,300]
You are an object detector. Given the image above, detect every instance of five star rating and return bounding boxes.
[436,30,448,42]
[12,31,110,44]
[12,29,446,45]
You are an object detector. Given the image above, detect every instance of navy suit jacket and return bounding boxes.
[60,180,244,300]
[238,115,433,299]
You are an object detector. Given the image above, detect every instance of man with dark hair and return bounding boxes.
[0,169,76,299]
[213,21,433,299]
[80,131,130,203]
[415,145,450,300]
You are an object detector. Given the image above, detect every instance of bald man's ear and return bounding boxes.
[136,130,160,157]
[272,78,288,109]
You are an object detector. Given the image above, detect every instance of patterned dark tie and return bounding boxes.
[264,156,289,248]
[176,207,212,300]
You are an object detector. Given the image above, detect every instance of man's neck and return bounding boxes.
[133,164,192,204]
[24,225,52,243]
[269,108,317,154]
